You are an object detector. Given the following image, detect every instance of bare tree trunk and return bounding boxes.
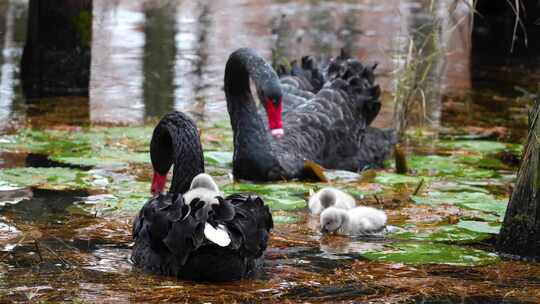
[497,100,540,257]
[21,0,92,98]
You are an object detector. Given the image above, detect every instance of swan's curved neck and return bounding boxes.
[224,48,283,180]
[151,112,205,194]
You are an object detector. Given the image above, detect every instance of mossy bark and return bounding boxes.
[497,100,540,257]
[21,0,92,98]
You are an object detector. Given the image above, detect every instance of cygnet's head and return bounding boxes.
[184,173,221,205]
[319,188,337,209]
[320,207,346,233]
[189,173,219,193]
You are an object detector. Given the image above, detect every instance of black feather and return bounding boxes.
[131,192,273,282]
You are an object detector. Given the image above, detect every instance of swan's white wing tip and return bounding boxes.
[204,223,231,247]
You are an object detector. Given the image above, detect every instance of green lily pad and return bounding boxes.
[0,167,93,190]
[408,155,497,179]
[374,172,425,185]
[392,225,491,243]
[51,148,150,167]
[506,143,524,156]
[457,220,501,234]
[199,119,234,151]
[87,180,150,213]
[204,151,233,167]
[362,242,500,266]
[457,199,508,218]
[0,126,152,168]
[437,140,508,154]
[222,183,310,211]
[273,215,301,224]
[428,181,489,193]
[323,170,360,182]
[412,190,507,215]
[458,155,506,170]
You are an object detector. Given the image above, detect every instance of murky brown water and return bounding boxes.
[1,0,540,303]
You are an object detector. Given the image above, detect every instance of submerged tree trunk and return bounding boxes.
[21,0,92,98]
[497,100,540,258]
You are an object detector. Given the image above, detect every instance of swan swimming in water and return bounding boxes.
[320,206,387,236]
[308,187,356,214]
[132,111,273,281]
[224,48,396,181]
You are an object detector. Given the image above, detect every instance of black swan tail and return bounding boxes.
[278,55,325,94]
[326,52,382,126]
[131,192,273,281]
[325,52,396,169]
[225,193,274,257]
[356,127,398,170]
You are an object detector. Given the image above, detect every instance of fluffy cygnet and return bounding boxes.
[308,187,356,214]
[320,206,387,236]
[182,173,230,246]
[183,173,222,205]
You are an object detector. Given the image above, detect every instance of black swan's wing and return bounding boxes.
[275,56,395,174]
[279,56,325,113]
[131,194,204,266]
[278,56,325,94]
[223,193,273,258]
[132,192,273,276]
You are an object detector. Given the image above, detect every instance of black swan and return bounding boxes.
[224,48,397,181]
[131,112,273,281]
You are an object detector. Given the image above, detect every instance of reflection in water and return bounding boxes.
[449,1,540,136]
[0,0,26,131]
[174,0,212,120]
[21,0,92,98]
[142,0,177,118]
[270,2,361,67]
[393,0,472,133]
[90,0,145,123]
[0,0,535,131]
[0,188,88,225]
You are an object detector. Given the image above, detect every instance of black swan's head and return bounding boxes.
[150,112,205,195]
[225,48,285,138]
[259,81,283,138]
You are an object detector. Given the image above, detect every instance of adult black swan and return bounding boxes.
[225,48,396,181]
[131,112,273,281]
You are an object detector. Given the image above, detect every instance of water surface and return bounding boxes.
[0,0,539,303]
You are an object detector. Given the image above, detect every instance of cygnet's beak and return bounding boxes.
[320,227,328,234]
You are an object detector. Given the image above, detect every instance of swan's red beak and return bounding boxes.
[265,98,283,138]
[151,172,167,195]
